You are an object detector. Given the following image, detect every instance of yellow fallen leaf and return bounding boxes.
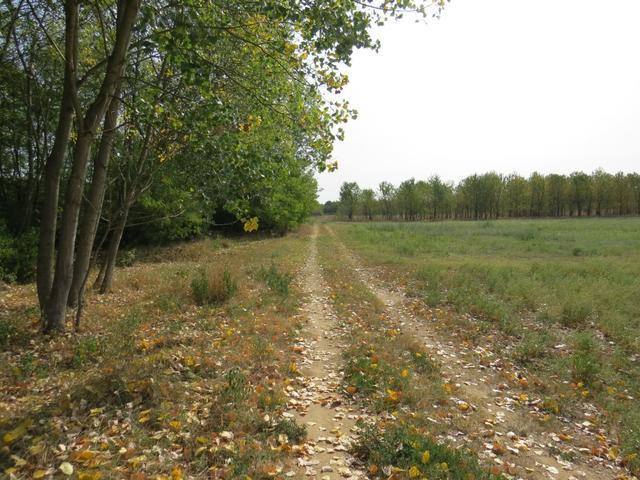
[29,443,45,455]
[59,462,74,475]
[127,455,146,467]
[169,420,181,430]
[386,389,400,402]
[457,401,470,412]
[33,470,48,479]
[171,467,183,480]
[78,472,102,480]
[401,368,409,378]
[73,450,98,461]
[3,420,31,445]
[408,466,420,478]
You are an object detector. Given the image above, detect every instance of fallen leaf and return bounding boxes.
[59,462,74,475]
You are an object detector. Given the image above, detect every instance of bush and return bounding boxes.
[117,248,137,267]
[256,264,291,296]
[191,266,237,305]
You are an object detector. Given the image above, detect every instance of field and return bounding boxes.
[334,218,640,470]
[1,219,639,479]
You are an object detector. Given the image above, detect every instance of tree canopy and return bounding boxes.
[0,0,445,332]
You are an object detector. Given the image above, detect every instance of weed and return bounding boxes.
[71,336,104,367]
[221,368,250,403]
[156,292,182,312]
[513,330,554,364]
[570,331,601,385]
[354,422,498,479]
[0,318,16,348]
[256,264,291,296]
[560,301,592,328]
[18,352,36,376]
[271,418,306,444]
[191,266,238,305]
[117,248,137,267]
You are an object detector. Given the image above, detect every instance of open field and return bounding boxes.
[333,218,640,472]
[1,220,638,479]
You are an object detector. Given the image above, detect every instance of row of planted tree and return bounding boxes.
[331,170,640,221]
[0,0,443,333]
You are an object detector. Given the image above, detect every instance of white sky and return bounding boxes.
[316,0,640,202]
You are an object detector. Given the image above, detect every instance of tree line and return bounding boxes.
[331,170,640,221]
[0,0,444,333]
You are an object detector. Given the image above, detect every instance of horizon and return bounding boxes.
[318,167,638,202]
[316,0,640,202]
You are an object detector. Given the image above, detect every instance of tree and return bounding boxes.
[360,189,376,220]
[3,0,441,333]
[339,182,360,220]
[378,181,396,220]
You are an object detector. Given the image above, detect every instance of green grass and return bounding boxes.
[354,422,499,480]
[333,218,640,473]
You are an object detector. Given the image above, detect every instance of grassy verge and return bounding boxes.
[0,231,309,479]
[316,226,500,479]
[332,218,640,474]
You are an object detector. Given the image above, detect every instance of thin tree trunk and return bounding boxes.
[36,0,78,311]
[68,89,120,307]
[43,0,140,332]
[99,202,131,293]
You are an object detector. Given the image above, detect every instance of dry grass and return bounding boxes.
[0,232,310,479]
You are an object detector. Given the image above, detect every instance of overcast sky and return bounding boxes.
[316,0,640,202]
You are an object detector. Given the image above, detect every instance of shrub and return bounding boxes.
[256,264,291,296]
[117,248,137,267]
[191,267,237,305]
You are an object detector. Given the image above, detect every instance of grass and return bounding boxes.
[191,266,238,305]
[333,217,640,474]
[255,263,292,296]
[0,229,311,478]
[316,226,509,478]
[354,422,499,480]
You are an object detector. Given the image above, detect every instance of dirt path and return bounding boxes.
[285,225,367,479]
[324,225,632,480]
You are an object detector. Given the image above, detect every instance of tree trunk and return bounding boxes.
[99,202,131,294]
[68,89,121,307]
[36,0,78,311]
[42,0,140,333]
